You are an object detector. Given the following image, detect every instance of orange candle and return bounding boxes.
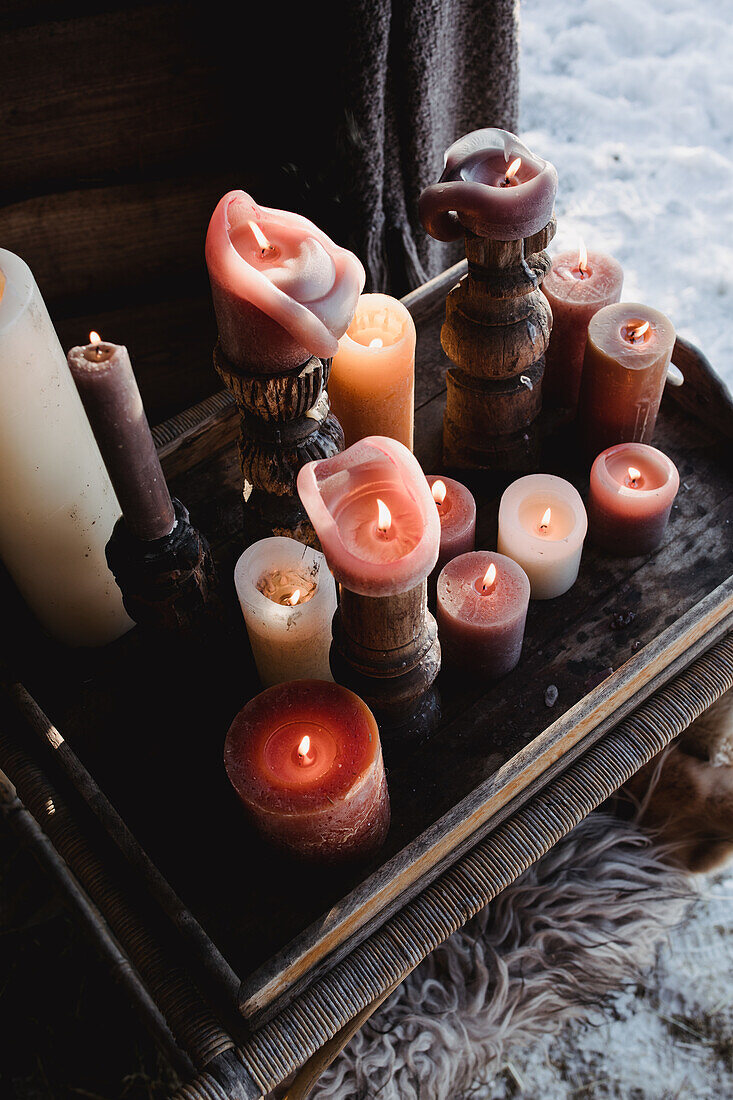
[328,293,416,450]
[577,302,676,460]
[224,680,390,861]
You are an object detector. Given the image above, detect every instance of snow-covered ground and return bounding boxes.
[483,2,733,1094]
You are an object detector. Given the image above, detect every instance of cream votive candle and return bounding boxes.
[497,474,587,600]
[437,551,530,677]
[234,537,337,686]
[589,443,679,557]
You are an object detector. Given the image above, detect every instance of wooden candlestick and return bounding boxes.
[441,216,556,472]
[214,344,344,547]
[330,581,441,736]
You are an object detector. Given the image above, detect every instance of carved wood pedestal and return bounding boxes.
[442,216,556,472]
[330,581,441,739]
[213,344,344,547]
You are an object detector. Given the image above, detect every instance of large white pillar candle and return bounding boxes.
[0,249,132,646]
[497,474,587,600]
[234,536,337,686]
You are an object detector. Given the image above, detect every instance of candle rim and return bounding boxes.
[498,474,588,557]
[544,248,624,306]
[588,301,675,368]
[437,550,530,627]
[234,537,329,617]
[592,443,679,499]
[338,292,416,357]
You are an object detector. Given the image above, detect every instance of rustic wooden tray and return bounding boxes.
[3,260,733,1045]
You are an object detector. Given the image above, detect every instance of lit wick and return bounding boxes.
[623,319,650,344]
[369,337,384,348]
[84,330,114,364]
[576,239,589,279]
[376,498,392,538]
[626,466,643,488]
[502,157,522,187]
[481,562,497,593]
[285,588,301,606]
[249,220,279,261]
[297,734,312,764]
[539,507,552,533]
[432,479,447,507]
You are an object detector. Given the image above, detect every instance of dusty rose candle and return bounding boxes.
[297,436,440,597]
[589,443,679,557]
[205,191,365,371]
[426,475,476,573]
[578,302,676,459]
[419,128,558,242]
[328,293,416,450]
[542,244,624,411]
[437,551,530,677]
[498,474,587,600]
[224,680,390,861]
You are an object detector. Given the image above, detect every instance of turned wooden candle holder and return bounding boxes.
[214,344,344,547]
[330,581,441,738]
[441,216,556,472]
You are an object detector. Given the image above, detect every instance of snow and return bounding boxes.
[478,2,733,1093]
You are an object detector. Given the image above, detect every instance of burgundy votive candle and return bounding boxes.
[436,551,530,677]
[588,443,679,556]
[427,475,477,573]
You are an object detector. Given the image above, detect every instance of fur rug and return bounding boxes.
[310,812,692,1100]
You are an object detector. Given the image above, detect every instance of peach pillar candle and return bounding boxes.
[0,249,131,646]
[205,191,365,371]
[497,474,587,600]
[426,475,476,573]
[328,293,416,450]
[234,537,337,686]
[437,551,530,677]
[542,244,624,411]
[419,128,558,242]
[589,443,679,557]
[224,680,390,861]
[297,436,440,597]
[578,302,676,459]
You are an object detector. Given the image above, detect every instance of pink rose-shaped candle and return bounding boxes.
[205,191,365,372]
[419,128,558,243]
[297,436,440,597]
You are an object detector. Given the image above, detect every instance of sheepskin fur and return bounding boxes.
[310,812,692,1100]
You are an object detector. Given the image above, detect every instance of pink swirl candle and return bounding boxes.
[297,436,440,597]
[419,128,558,242]
[589,443,679,557]
[426,475,476,573]
[224,680,390,862]
[205,191,365,372]
[436,551,530,677]
[542,244,624,411]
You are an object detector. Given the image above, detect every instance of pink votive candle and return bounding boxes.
[426,475,477,572]
[589,443,679,557]
[436,551,530,677]
[297,436,440,597]
[542,244,624,412]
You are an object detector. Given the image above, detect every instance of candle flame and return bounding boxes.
[504,157,522,182]
[376,498,392,534]
[286,589,301,606]
[297,734,311,759]
[432,479,447,505]
[628,466,642,483]
[249,220,271,252]
[369,337,384,348]
[89,331,102,345]
[578,238,588,274]
[482,562,497,591]
[540,507,552,530]
[626,319,650,342]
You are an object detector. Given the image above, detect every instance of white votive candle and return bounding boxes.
[0,249,132,646]
[234,536,337,686]
[497,474,587,600]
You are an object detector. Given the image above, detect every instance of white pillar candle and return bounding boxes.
[234,536,337,686]
[0,249,132,646]
[497,474,587,600]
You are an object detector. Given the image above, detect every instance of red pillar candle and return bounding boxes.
[224,680,390,862]
[426,475,477,573]
[589,443,679,557]
[541,244,623,412]
[577,302,676,459]
[436,551,530,677]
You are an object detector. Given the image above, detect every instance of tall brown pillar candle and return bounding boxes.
[577,302,676,461]
[67,335,175,541]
